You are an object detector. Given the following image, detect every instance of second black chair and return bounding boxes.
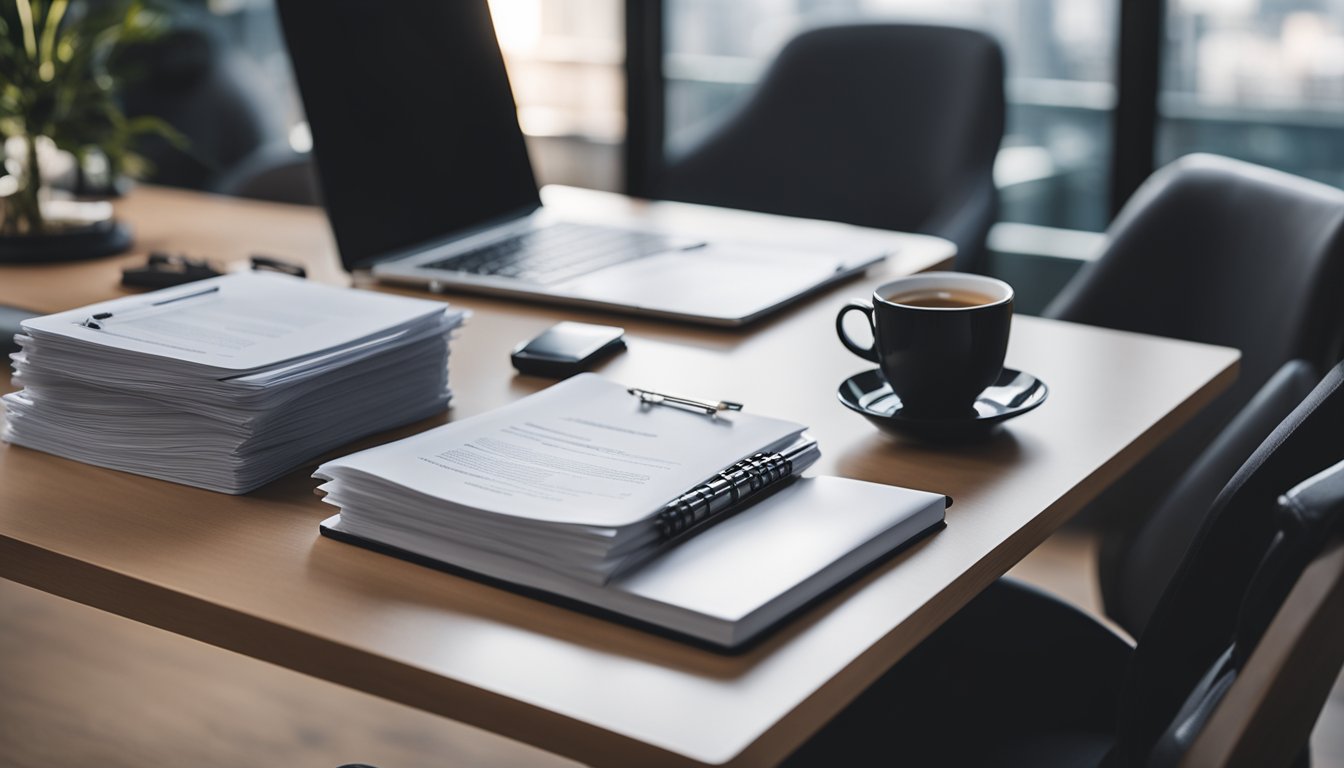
[1043,154,1344,631]
[655,24,1005,273]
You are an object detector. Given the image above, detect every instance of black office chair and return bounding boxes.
[1109,359,1322,635]
[786,358,1344,767]
[654,24,1005,273]
[1146,463,1344,768]
[1043,154,1344,622]
[215,143,321,206]
[118,25,289,192]
[1159,465,1344,768]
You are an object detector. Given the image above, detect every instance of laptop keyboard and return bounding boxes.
[420,223,682,285]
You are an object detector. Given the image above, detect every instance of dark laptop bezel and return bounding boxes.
[274,0,543,274]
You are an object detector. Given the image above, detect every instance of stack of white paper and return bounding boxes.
[3,272,465,493]
[316,374,820,583]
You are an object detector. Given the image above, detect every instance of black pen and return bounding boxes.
[80,285,221,329]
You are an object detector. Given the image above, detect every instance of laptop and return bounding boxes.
[275,0,887,326]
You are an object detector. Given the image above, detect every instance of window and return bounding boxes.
[190,0,624,190]
[177,2,1344,234]
[664,0,1120,231]
[1160,0,1344,189]
[489,0,625,191]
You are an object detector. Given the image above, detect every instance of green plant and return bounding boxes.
[0,0,180,235]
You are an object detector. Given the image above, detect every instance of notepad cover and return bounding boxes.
[319,476,946,652]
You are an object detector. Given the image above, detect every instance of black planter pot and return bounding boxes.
[0,218,133,263]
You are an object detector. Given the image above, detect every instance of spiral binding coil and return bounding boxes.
[654,451,795,540]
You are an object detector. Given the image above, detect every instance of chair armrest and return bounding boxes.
[1179,536,1344,768]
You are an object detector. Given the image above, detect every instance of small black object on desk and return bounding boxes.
[511,322,625,378]
[0,303,37,354]
[249,254,307,278]
[122,252,307,289]
[121,251,223,288]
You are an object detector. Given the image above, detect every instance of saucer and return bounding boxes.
[838,368,1048,442]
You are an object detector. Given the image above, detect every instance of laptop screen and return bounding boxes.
[276,0,541,270]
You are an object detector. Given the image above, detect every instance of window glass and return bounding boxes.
[1160,0,1344,189]
[665,0,1120,231]
[489,0,624,190]
[184,0,623,190]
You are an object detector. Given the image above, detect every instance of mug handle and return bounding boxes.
[836,300,879,362]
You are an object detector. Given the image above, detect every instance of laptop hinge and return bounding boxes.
[353,202,542,271]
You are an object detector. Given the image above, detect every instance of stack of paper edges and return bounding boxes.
[3,272,465,493]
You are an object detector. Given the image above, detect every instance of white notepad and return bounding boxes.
[322,476,943,648]
[316,375,946,649]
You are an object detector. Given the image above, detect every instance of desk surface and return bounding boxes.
[0,187,1239,767]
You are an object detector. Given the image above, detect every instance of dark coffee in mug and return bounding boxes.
[884,288,996,309]
[837,273,1014,417]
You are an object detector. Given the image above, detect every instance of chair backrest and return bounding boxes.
[1045,153,1344,426]
[215,144,322,206]
[1110,360,1344,765]
[1111,360,1322,636]
[1048,154,1344,631]
[655,24,1005,272]
[1162,464,1344,768]
[119,25,288,191]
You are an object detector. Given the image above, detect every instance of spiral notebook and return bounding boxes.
[315,374,946,650]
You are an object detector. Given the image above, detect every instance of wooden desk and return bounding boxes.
[0,187,1239,766]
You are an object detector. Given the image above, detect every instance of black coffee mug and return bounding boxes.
[836,272,1014,417]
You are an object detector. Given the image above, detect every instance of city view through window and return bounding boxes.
[667,0,1344,232]
[185,0,1344,236]
[1162,0,1344,192]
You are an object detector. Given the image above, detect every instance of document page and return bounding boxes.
[21,272,449,372]
[317,374,807,526]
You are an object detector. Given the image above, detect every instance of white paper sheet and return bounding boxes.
[21,272,449,372]
[317,374,807,527]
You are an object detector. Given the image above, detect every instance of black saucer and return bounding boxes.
[838,368,1048,442]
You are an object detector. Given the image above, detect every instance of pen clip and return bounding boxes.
[627,387,743,415]
[76,285,221,330]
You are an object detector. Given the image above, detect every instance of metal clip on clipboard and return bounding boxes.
[627,387,743,415]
